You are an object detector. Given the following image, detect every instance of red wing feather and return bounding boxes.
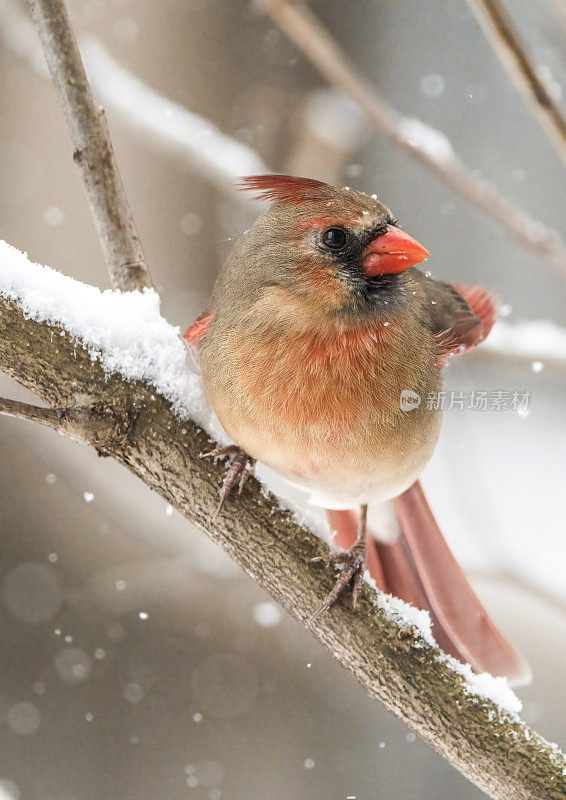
[435,284,498,366]
[183,310,215,347]
[451,283,498,345]
[183,310,215,368]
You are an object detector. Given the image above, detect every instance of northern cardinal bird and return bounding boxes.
[185,174,530,685]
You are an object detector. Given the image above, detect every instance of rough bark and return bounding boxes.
[0,291,564,800]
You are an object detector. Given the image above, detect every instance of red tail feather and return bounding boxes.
[327,481,531,686]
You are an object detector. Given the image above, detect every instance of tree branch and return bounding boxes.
[0,395,63,426]
[0,395,106,445]
[3,2,566,794]
[0,264,564,800]
[5,0,566,279]
[468,0,566,167]
[253,0,566,280]
[26,0,152,291]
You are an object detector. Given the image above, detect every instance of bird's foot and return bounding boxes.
[200,444,256,519]
[310,538,367,621]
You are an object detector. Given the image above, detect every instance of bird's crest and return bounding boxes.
[239,174,332,204]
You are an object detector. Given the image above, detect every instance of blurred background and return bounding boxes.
[0,0,565,798]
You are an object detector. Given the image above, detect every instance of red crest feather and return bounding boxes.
[239,174,331,203]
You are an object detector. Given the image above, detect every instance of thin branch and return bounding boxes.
[25,0,153,292]
[0,395,105,445]
[468,0,566,167]
[5,0,566,279]
[4,0,566,279]
[1,257,565,800]
[253,0,566,280]
[0,396,61,427]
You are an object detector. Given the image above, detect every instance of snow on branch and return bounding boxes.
[254,0,566,281]
[468,0,566,167]
[0,239,565,800]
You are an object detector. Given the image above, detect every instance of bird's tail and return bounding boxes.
[327,480,531,686]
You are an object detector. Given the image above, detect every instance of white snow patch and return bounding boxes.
[445,657,522,715]
[364,570,521,714]
[364,570,435,646]
[0,240,224,439]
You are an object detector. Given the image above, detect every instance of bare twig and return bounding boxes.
[0,277,565,800]
[5,0,566,278]
[5,0,566,279]
[468,0,566,167]
[0,395,108,445]
[0,396,61,427]
[26,0,152,291]
[254,0,566,280]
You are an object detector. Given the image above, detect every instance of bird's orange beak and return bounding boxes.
[362,225,430,277]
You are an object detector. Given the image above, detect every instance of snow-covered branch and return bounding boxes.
[0,240,564,800]
[254,0,566,280]
[468,0,566,167]
[26,0,152,292]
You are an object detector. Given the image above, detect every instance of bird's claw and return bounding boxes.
[200,444,240,462]
[310,539,367,622]
[201,445,255,519]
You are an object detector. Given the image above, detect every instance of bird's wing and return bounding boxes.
[183,309,215,367]
[183,309,215,346]
[430,282,497,367]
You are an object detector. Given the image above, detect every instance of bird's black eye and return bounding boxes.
[321,227,347,250]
